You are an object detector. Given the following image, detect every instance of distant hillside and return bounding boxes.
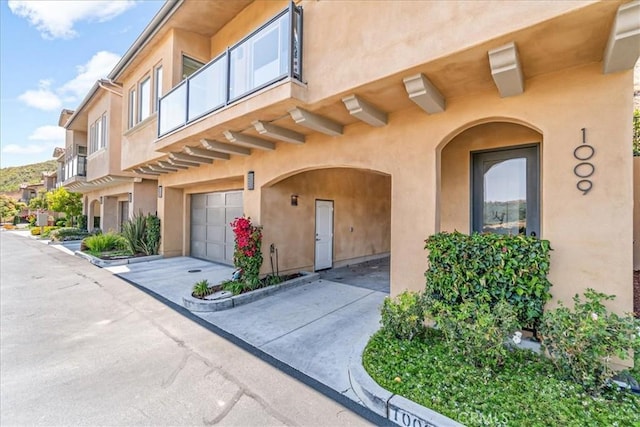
[0,160,57,193]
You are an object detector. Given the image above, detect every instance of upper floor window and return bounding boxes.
[128,88,136,128]
[89,113,107,154]
[154,65,163,112]
[182,55,204,79]
[139,76,151,122]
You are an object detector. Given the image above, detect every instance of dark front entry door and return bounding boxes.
[472,145,539,237]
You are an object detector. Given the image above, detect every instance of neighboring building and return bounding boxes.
[66,1,640,316]
[58,81,157,232]
[18,170,57,204]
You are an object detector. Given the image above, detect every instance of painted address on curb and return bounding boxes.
[389,407,437,427]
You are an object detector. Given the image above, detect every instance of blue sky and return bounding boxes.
[0,0,164,168]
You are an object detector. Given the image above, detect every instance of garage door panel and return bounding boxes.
[207,225,225,241]
[191,190,242,265]
[192,224,206,237]
[192,194,206,209]
[225,244,234,263]
[192,241,206,259]
[207,207,225,224]
[192,208,206,225]
[226,192,242,207]
[207,243,225,260]
[207,193,225,207]
[226,207,243,223]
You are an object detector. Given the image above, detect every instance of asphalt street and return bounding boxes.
[0,232,370,426]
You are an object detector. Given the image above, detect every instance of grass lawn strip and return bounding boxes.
[363,330,640,427]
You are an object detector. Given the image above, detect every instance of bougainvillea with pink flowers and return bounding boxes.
[230,216,263,289]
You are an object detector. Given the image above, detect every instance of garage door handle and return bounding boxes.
[316,238,320,241]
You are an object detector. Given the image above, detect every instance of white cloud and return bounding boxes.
[28,125,65,142]
[2,143,53,155]
[59,51,121,101]
[17,80,62,111]
[18,51,121,111]
[8,0,135,39]
[2,125,65,156]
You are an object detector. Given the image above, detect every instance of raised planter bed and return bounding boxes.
[74,250,163,267]
[183,271,320,312]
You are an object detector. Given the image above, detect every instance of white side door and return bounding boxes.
[315,200,334,270]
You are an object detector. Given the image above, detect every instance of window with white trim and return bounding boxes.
[128,88,136,128]
[154,65,163,112]
[139,76,151,122]
[89,113,108,154]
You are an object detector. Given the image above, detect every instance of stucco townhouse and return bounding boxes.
[58,0,640,316]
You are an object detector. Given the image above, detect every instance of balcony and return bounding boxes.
[62,155,87,186]
[158,4,303,138]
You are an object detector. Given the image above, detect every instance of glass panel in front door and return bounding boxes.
[483,158,526,235]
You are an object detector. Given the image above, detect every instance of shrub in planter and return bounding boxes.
[424,231,552,330]
[230,216,263,291]
[30,225,56,236]
[83,232,127,253]
[192,279,211,298]
[121,211,161,255]
[49,227,89,242]
[538,289,640,395]
[429,299,521,369]
[380,291,426,341]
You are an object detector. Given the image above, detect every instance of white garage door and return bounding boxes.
[190,191,243,265]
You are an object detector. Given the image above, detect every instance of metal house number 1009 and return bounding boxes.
[573,128,595,195]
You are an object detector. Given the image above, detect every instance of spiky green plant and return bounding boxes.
[192,279,211,298]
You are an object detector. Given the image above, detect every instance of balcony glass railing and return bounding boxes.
[158,3,303,137]
[64,155,87,181]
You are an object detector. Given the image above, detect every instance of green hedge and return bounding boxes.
[424,231,552,329]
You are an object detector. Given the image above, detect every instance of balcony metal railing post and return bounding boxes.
[225,47,231,106]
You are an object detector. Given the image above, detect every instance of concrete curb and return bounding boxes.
[348,335,463,427]
[74,250,163,267]
[183,271,320,312]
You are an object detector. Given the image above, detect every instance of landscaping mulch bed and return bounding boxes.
[634,270,639,318]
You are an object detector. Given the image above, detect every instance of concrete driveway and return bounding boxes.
[105,256,390,407]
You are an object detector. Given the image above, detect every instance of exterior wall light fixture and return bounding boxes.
[247,171,255,190]
[99,196,103,204]
[158,185,163,198]
[291,194,298,206]
[128,192,133,202]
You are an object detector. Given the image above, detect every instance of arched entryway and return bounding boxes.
[88,199,101,231]
[261,167,391,279]
[439,121,543,236]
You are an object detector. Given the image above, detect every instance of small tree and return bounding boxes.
[28,189,49,211]
[0,195,24,223]
[47,187,82,226]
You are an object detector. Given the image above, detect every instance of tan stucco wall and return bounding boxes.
[132,179,159,218]
[158,186,185,257]
[208,1,285,59]
[634,157,640,270]
[87,91,124,180]
[150,63,633,315]
[261,168,391,273]
[300,0,603,104]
